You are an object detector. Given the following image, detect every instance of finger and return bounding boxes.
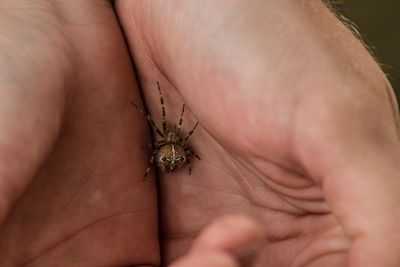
[170,214,265,267]
[324,148,400,267]
[170,251,239,267]
[191,214,265,265]
[192,214,265,251]
[297,86,400,266]
[294,70,400,266]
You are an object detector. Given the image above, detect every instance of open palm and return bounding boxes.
[0,1,158,266]
[116,1,400,266]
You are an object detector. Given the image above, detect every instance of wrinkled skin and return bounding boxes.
[0,0,399,267]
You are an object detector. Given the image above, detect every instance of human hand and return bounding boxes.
[0,1,159,266]
[0,6,263,267]
[115,0,400,266]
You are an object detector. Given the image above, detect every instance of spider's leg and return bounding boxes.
[141,143,153,149]
[187,156,192,175]
[157,81,167,135]
[177,103,185,132]
[183,121,199,143]
[185,147,201,160]
[193,152,201,160]
[130,101,164,138]
[142,141,165,150]
[143,149,158,179]
[155,140,166,147]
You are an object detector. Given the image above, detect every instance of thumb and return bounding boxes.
[302,114,400,267]
[296,77,400,266]
[324,147,400,267]
[170,215,265,267]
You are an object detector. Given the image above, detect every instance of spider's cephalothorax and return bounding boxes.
[131,82,200,178]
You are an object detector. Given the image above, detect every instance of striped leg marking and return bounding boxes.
[130,101,164,138]
[157,81,167,135]
[184,121,199,142]
[177,104,185,132]
[143,150,158,179]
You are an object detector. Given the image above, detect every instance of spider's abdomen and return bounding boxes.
[156,144,187,172]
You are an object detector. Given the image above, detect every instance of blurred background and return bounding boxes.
[334,1,400,102]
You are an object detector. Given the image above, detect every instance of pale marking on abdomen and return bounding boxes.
[171,144,176,166]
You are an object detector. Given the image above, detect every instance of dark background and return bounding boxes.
[335,1,400,102]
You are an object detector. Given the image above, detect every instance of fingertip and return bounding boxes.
[170,251,239,267]
[191,214,265,252]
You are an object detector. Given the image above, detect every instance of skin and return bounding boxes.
[0,1,157,266]
[0,0,398,266]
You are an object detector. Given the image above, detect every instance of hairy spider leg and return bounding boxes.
[177,104,185,132]
[157,81,167,135]
[185,147,201,160]
[143,149,159,178]
[183,121,199,143]
[193,151,201,160]
[130,101,164,138]
[155,140,166,147]
[186,156,192,175]
[185,148,201,175]
[141,143,151,149]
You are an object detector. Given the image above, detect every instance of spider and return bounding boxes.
[131,81,201,178]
